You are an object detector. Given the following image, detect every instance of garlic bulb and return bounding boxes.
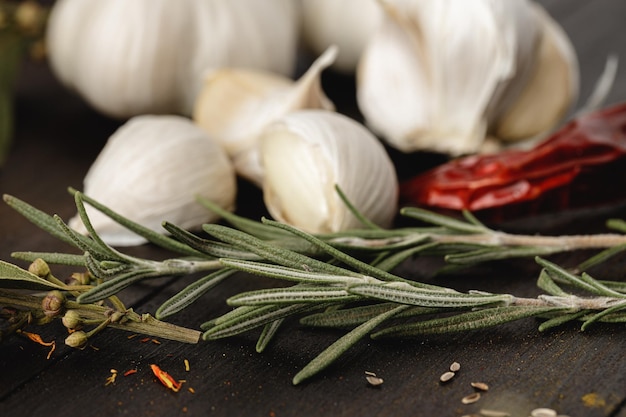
[193,46,337,185]
[259,110,398,233]
[300,0,383,73]
[356,0,579,155]
[46,0,300,119]
[68,115,236,246]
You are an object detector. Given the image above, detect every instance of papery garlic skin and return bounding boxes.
[300,0,382,73]
[46,0,300,119]
[68,115,236,246]
[260,110,398,233]
[193,46,337,186]
[356,0,578,155]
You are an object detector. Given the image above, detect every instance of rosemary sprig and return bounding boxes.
[3,191,626,384]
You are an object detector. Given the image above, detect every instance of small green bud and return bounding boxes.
[41,290,65,318]
[66,271,91,286]
[65,330,89,349]
[61,310,82,330]
[28,258,51,278]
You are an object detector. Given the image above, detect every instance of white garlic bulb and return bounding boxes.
[68,115,237,246]
[300,0,383,73]
[259,110,398,234]
[46,0,300,119]
[193,46,337,185]
[356,0,579,155]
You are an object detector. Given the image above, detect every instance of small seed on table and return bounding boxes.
[471,381,489,391]
[461,392,481,404]
[450,361,461,372]
[479,409,510,417]
[530,408,557,417]
[440,371,456,382]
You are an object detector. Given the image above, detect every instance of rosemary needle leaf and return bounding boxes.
[372,306,563,338]
[400,206,487,234]
[203,304,313,340]
[3,194,88,249]
[0,260,64,290]
[292,305,409,385]
[76,269,156,304]
[227,286,359,306]
[445,246,559,265]
[256,319,284,353]
[538,311,589,332]
[11,251,86,266]
[52,214,116,262]
[537,257,625,297]
[536,269,569,297]
[371,242,440,272]
[581,301,626,331]
[347,282,512,308]
[162,221,258,260]
[70,188,202,257]
[156,268,236,319]
[606,218,626,233]
[300,303,400,328]
[334,184,381,230]
[576,243,626,272]
[261,218,441,289]
[202,223,354,277]
[197,195,293,241]
[219,258,362,285]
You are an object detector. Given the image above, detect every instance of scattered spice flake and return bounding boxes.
[140,337,151,343]
[151,364,184,392]
[184,359,190,372]
[471,381,489,391]
[19,330,56,359]
[461,392,481,404]
[188,387,195,394]
[123,369,138,377]
[105,369,118,386]
[151,339,161,345]
[127,334,138,339]
[582,392,606,408]
[450,361,461,372]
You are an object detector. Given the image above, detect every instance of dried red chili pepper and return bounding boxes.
[400,102,626,220]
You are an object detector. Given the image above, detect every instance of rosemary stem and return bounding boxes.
[432,231,626,250]
[0,290,201,344]
[511,295,624,310]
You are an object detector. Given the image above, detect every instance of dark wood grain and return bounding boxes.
[2,2,626,417]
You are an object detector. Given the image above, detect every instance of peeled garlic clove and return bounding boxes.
[300,0,383,73]
[68,115,236,246]
[489,2,579,141]
[193,46,337,185]
[259,110,398,233]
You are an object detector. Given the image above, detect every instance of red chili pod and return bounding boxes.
[400,102,626,220]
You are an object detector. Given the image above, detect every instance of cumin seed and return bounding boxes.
[530,408,557,417]
[461,392,481,404]
[440,371,456,382]
[471,381,489,391]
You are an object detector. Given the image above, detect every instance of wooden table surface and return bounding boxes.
[2,1,626,416]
